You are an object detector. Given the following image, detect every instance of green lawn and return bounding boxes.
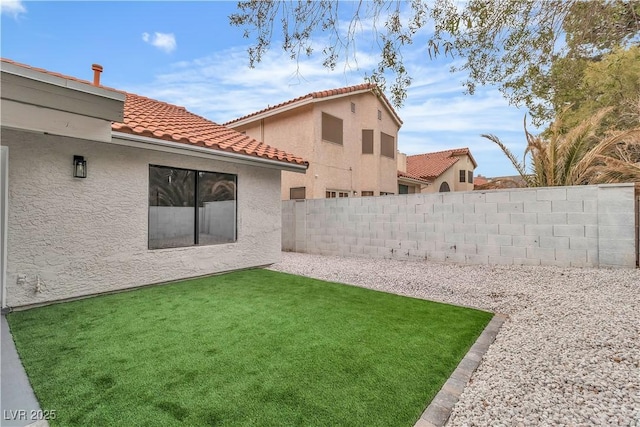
[7,269,492,426]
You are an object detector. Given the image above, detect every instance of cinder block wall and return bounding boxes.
[282,184,638,268]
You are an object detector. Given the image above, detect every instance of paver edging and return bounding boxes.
[414,313,507,427]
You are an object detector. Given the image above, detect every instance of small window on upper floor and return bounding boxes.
[468,170,473,184]
[377,109,382,120]
[380,132,395,159]
[362,129,374,154]
[459,170,466,183]
[351,102,356,113]
[321,112,343,145]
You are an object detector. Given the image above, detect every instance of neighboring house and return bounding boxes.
[0,58,307,309]
[397,148,477,193]
[225,83,403,199]
[396,152,432,194]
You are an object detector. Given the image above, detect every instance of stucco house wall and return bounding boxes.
[236,106,315,200]
[230,87,400,199]
[3,128,282,307]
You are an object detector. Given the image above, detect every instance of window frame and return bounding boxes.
[326,190,349,198]
[148,164,237,250]
[290,187,306,200]
[321,112,344,145]
[362,129,374,154]
[380,132,395,159]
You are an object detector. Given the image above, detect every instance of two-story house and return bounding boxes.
[397,148,477,193]
[226,83,403,200]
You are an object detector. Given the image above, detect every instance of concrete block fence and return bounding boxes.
[282,183,639,268]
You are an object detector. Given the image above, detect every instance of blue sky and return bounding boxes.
[1,1,537,177]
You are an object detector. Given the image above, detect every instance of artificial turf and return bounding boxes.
[7,269,493,426]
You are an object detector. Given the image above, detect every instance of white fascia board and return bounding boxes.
[111,132,308,173]
[398,176,431,186]
[0,62,125,102]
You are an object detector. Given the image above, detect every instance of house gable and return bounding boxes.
[404,148,477,193]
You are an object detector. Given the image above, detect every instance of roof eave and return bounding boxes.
[226,97,314,128]
[111,131,308,173]
[227,86,403,128]
[0,60,125,102]
[398,175,431,186]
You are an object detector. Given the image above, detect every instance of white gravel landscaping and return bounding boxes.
[269,252,640,426]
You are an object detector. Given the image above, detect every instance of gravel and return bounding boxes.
[268,252,640,426]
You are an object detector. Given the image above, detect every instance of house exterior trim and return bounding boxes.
[111,132,308,173]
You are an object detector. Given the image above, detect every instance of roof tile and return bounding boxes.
[1,58,308,168]
[397,170,431,184]
[406,148,475,180]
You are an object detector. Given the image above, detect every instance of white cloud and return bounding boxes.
[142,32,176,53]
[1,0,26,18]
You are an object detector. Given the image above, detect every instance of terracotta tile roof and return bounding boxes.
[473,175,490,187]
[1,58,308,168]
[397,170,431,184]
[225,83,403,126]
[406,148,476,180]
[113,93,308,166]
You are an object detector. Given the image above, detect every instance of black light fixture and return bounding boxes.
[73,155,87,178]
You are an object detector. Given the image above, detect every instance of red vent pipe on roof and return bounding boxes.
[92,64,103,86]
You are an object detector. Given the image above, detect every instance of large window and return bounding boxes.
[321,112,343,145]
[362,129,374,154]
[148,165,237,249]
[381,132,395,158]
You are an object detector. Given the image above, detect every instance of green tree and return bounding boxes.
[230,0,640,118]
[548,46,640,134]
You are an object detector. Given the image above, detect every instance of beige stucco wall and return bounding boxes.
[231,91,399,199]
[421,155,476,194]
[3,128,282,308]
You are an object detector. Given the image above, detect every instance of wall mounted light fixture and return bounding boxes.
[73,155,87,178]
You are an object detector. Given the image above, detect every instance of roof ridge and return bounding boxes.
[124,92,188,112]
[407,147,470,158]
